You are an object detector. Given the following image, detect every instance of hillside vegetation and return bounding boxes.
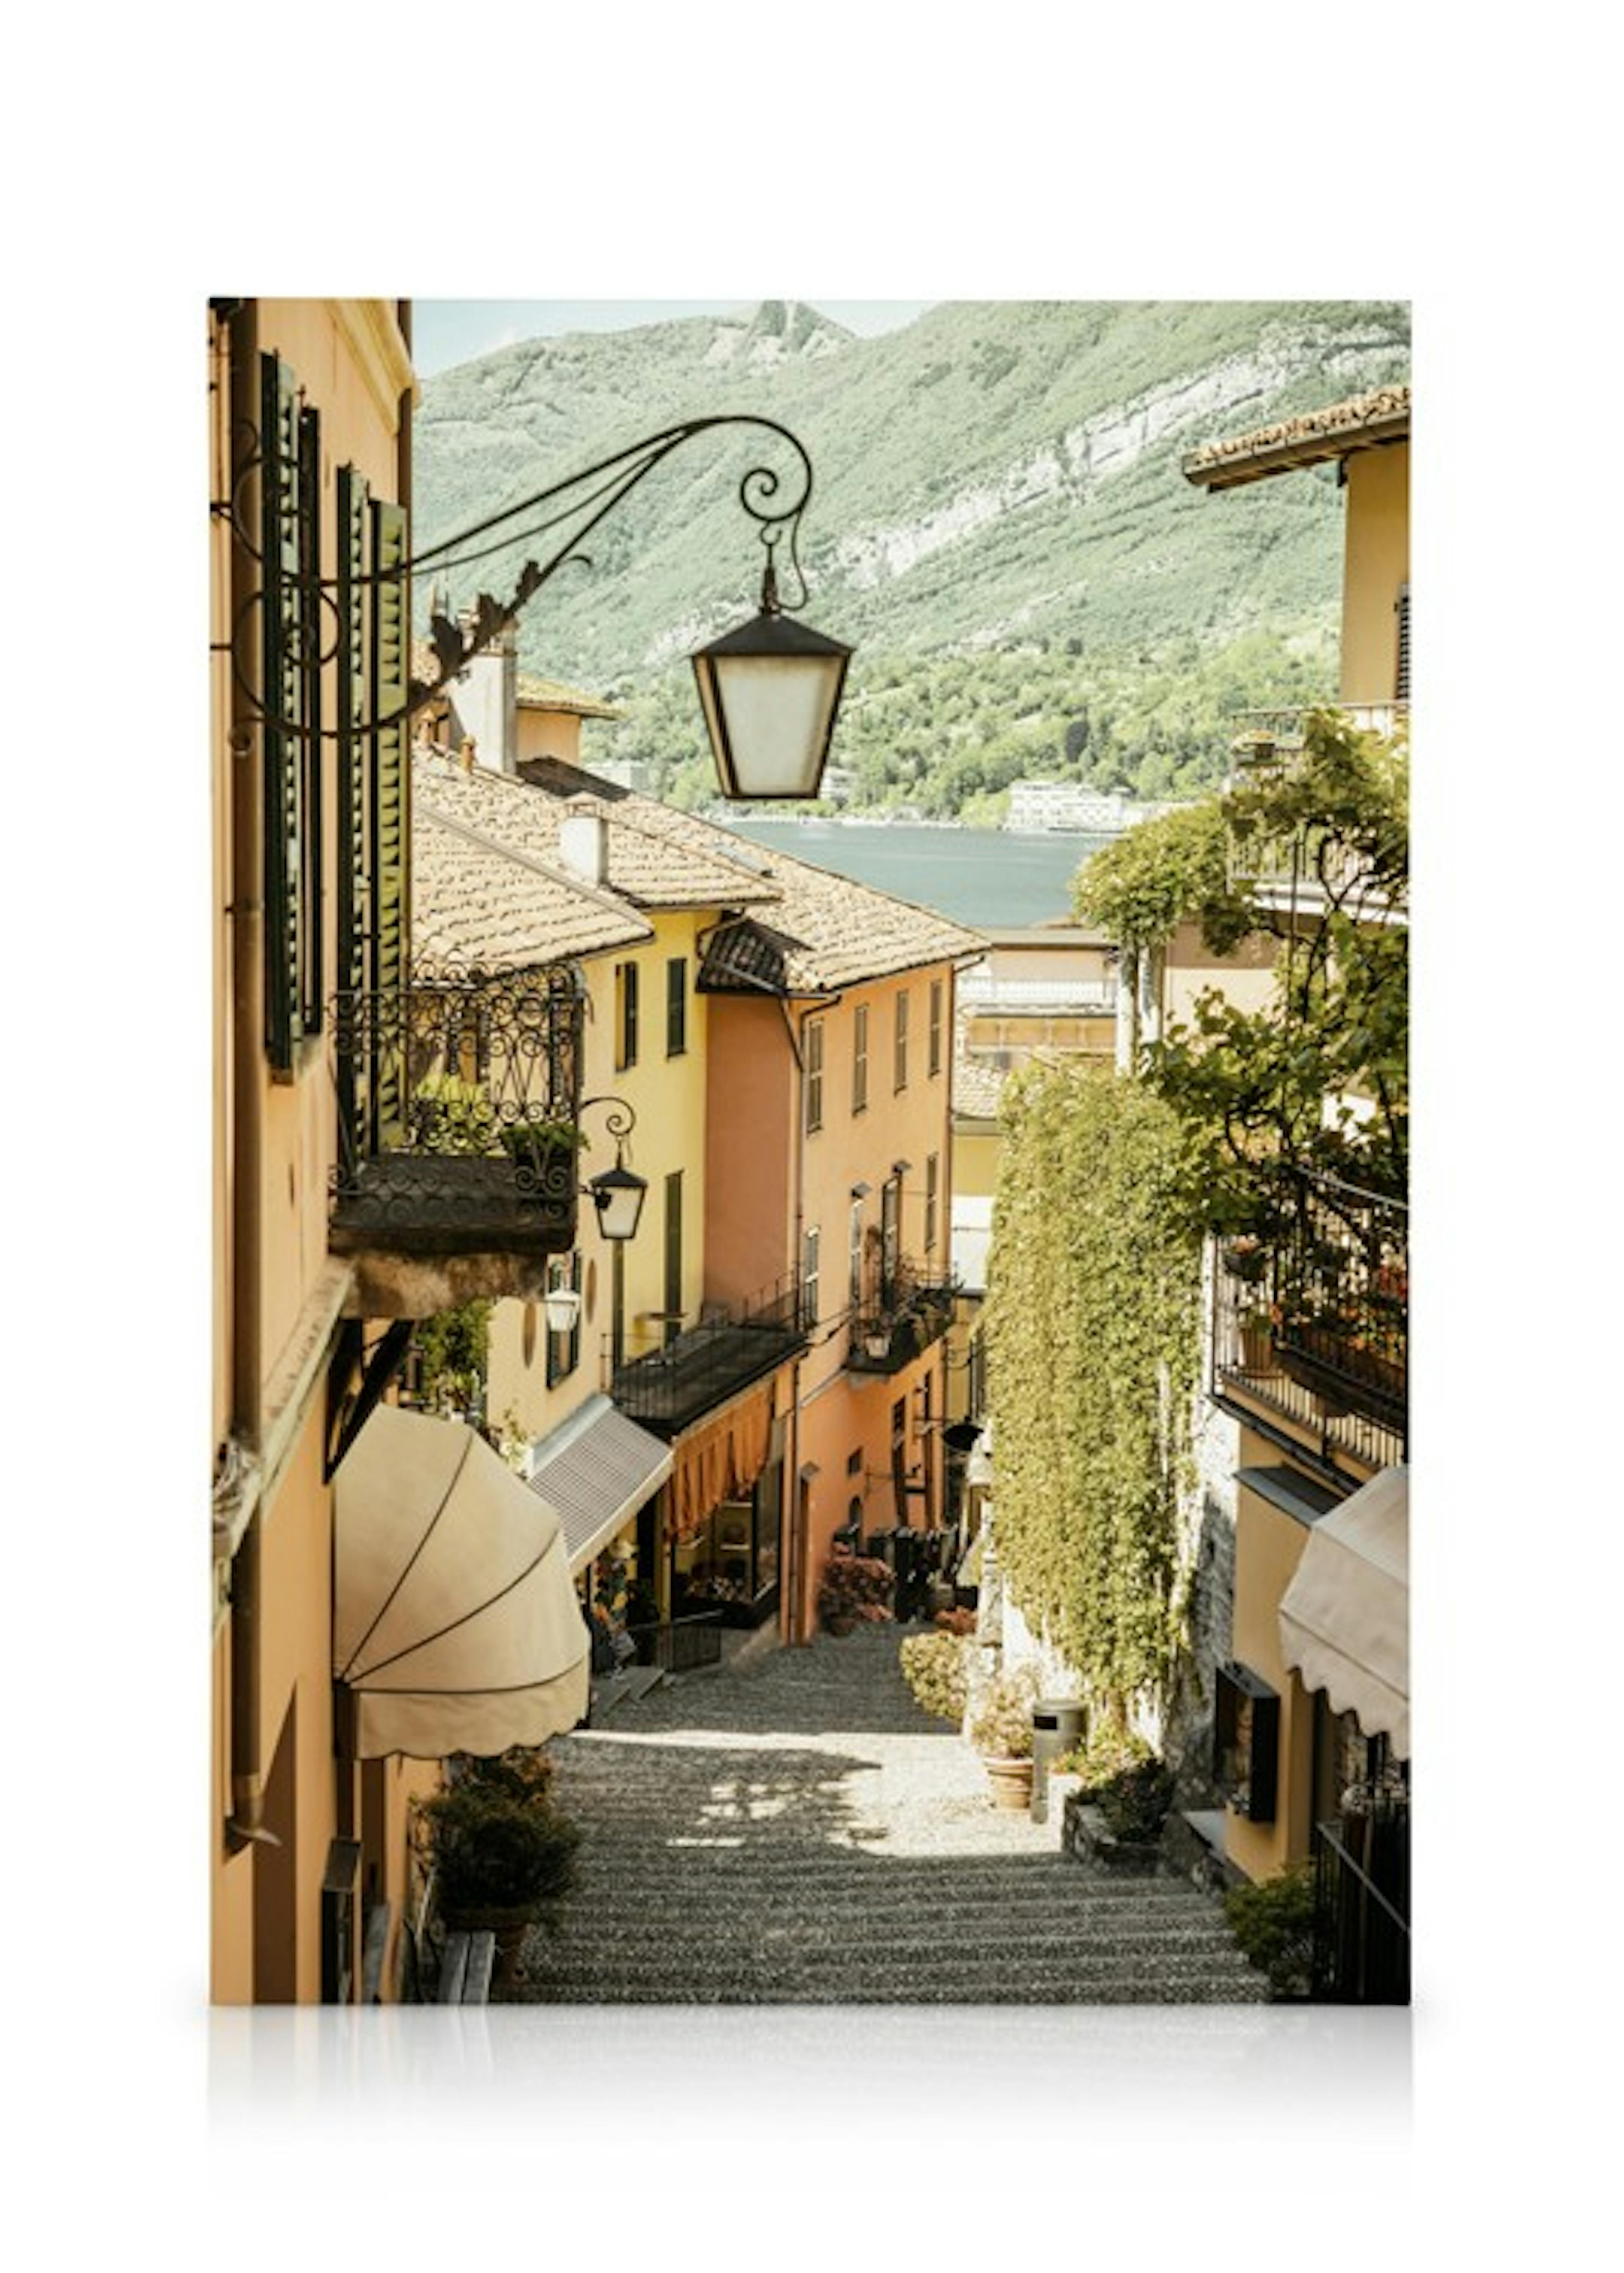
[414,299,1409,813]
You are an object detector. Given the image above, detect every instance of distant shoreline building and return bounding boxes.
[1004,779,1185,834]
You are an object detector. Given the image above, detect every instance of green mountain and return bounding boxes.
[413,299,1410,811]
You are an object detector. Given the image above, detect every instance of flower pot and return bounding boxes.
[823,1612,858,1638]
[442,1902,539,1993]
[1239,1322,1274,1372]
[982,1756,1035,1811]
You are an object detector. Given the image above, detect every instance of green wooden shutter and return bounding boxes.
[370,498,410,1141]
[335,466,372,1148]
[296,404,324,1037]
[260,354,305,1072]
[1395,581,1410,703]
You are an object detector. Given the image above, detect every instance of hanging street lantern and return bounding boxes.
[691,557,853,801]
[587,1160,647,1243]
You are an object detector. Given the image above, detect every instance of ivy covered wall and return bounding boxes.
[982,1061,1202,1730]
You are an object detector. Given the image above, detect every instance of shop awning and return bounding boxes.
[527,1394,675,1575]
[333,1404,590,1760]
[668,1379,776,1542]
[1278,1465,1409,1760]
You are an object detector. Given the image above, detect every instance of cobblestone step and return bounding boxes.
[512,1624,1265,2005]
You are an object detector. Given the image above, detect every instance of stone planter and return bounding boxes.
[1062,1797,1166,1876]
[982,1756,1035,1811]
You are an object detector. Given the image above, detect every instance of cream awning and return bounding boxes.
[1278,1465,1409,1760]
[333,1404,590,1760]
[527,1394,674,1575]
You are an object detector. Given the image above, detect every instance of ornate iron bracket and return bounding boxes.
[214,411,819,745]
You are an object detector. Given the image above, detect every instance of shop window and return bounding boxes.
[1214,1660,1280,1823]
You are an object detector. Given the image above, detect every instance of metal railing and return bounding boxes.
[328,962,585,1255]
[1211,1170,1407,1466]
[625,1612,725,1674]
[1312,1810,1411,2004]
[848,1262,957,1376]
[610,1274,805,1434]
[1224,702,1408,902]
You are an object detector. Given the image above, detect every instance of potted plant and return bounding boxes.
[817,1553,895,1636]
[1237,1300,1275,1373]
[969,1670,1038,1809]
[500,1115,588,1193]
[416,1762,581,1994]
[1223,1860,1318,2000]
[899,1629,971,1723]
[1222,1234,1270,1285]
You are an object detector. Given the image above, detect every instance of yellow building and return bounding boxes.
[1183,385,1410,1996]
[210,300,593,2004]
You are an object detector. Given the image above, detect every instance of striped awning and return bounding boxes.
[526,1395,675,1575]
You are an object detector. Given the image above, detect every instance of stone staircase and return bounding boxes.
[517,1625,1265,2005]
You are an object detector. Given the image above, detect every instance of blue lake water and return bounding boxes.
[724,819,1111,930]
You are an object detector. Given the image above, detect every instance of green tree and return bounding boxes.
[1076,709,1408,1237]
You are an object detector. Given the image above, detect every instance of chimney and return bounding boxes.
[449,614,518,772]
[558,812,610,885]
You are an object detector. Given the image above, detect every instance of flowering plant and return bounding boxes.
[817,1554,895,1624]
[969,1669,1038,1759]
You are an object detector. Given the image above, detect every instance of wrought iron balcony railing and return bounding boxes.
[609,1275,806,1437]
[1225,702,1408,903]
[848,1261,957,1377]
[1211,1169,1407,1467]
[328,963,586,1258]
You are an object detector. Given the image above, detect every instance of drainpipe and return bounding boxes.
[221,300,272,1852]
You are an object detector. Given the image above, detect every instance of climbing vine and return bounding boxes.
[982,1061,1201,1725]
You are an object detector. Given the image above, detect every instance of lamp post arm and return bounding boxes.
[216,410,820,745]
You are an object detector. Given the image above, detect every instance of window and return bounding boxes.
[881,1173,901,1300]
[545,1253,583,1387]
[925,1153,939,1254]
[849,1200,864,1310]
[615,960,639,1070]
[852,1004,869,1114]
[664,1170,684,1346]
[894,989,910,1091]
[928,978,944,1077]
[1395,580,1410,702]
[806,1016,825,1132]
[802,1226,821,1330]
[666,956,687,1057]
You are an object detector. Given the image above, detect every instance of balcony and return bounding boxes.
[1225,702,1409,903]
[328,963,585,1312]
[610,1276,807,1438]
[1211,1170,1407,1469]
[848,1261,956,1377]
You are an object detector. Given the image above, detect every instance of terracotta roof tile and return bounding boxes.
[411,806,651,973]
[515,673,623,720]
[592,796,988,992]
[413,750,780,913]
[1183,384,1410,489]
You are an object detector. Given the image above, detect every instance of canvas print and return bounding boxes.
[208,298,1409,2007]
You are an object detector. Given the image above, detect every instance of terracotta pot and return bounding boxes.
[1240,1323,1274,1372]
[982,1756,1035,1811]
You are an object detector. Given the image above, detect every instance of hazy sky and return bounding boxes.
[412,300,938,379]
